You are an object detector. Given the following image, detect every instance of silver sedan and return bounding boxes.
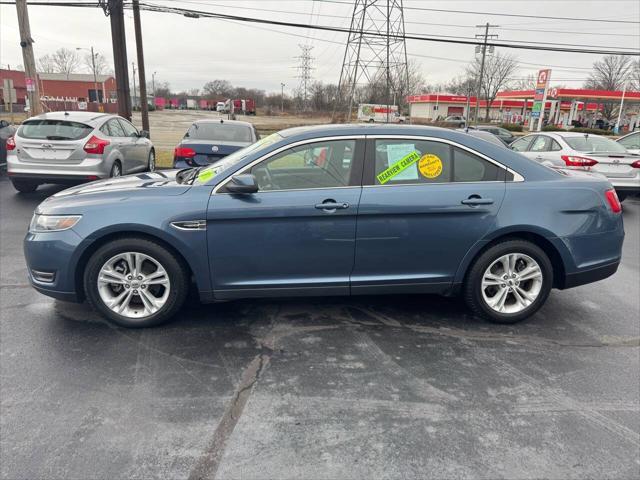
[7,111,155,193]
[511,131,640,201]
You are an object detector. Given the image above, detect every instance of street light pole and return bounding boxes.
[280,82,285,113]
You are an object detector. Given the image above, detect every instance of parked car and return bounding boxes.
[444,116,466,127]
[617,130,640,155]
[24,124,624,328]
[510,132,640,201]
[457,128,509,148]
[215,102,225,112]
[6,111,154,193]
[471,125,517,144]
[173,119,259,168]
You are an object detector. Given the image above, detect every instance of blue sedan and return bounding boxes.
[24,124,624,328]
[173,118,259,168]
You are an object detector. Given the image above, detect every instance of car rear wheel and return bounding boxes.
[110,161,122,178]
[83,238,189,327]
[147,149,156,172]
[464,240,553,324]
[11,179,38,193]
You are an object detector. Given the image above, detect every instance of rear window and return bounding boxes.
[185,123,252,142]
[18,120,93,140]
[564,135,627,153]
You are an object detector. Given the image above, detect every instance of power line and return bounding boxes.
[313,0,640,25]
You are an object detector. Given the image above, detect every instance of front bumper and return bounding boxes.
[24,228,84,303]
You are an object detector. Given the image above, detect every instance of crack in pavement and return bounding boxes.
[187,352,270,480]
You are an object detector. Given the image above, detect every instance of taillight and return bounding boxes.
[84,135,110,154]
[6,136,16,151]
[631,160,640,168]
[561,155,598,167]
[174,146,196,158]
[605,189,622,213]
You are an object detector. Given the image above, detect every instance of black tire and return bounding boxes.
[463,239,553,324]
[11,179,38,193]
[110,161,122,178]
[83,237,189,328]
[616,191,627,202]
[147,149,156,172]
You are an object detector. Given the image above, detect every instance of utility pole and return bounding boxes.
[132,62,137,110]
[78,47,99,102]
[133,0,150,133]
[15,0,42,115]
[99,0,131,120]
[280,83,285,113]
[152,71,157,98]
[295,45,314,111]
[474,23,499,126]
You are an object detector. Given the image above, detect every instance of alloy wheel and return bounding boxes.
[481,253,543,314]
[111,163,122,177]
[97,252,170,319]
[148,151,156,172]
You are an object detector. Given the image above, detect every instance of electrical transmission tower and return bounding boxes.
[334,0,409,122]
[295,44,314,111]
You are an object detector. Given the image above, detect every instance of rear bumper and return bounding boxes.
[8,172,100,184]
[562,259,620,289]
[7,153,109,182]
[607,176,640,193]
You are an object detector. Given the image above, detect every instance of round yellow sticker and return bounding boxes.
[418,154,443,179]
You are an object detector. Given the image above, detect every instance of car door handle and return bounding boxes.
[461,196,494,206]
[315,201,350,211]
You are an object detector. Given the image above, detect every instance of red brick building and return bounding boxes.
[1,69,118,112]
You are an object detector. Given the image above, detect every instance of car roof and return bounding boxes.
[26,111,114,126]
[192,119,253,127]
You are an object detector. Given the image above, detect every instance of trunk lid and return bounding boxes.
[16,138,86,164]
[179,139,248,165]
[586,152,639,178]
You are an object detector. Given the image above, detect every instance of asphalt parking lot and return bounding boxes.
[1,177,639,480]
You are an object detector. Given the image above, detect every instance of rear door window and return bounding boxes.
[511,136,533,152]
[106,119,126,137]
[118,119,139,137]
[18,120,93,140]
[530,136,551,152]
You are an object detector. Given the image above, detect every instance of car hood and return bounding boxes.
[51,170,188,198]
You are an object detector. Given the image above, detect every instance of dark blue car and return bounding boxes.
[24,124,624,328]
[173,118,259,168]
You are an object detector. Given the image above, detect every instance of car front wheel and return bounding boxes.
[464,240,553,324]
[83,238,189,327]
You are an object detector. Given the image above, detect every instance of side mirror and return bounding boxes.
[226,174,258,194]
[139,130,150,139]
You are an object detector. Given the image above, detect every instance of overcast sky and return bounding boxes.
[1,0,638,95]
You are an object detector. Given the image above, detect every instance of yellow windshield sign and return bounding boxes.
[376,151,421,184]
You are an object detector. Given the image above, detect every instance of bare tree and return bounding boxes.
[83,52,110,76]
[50,48,80,78]
[36,54,56,73]
[627,60,640,92]
[444,75,476,96]
[202,79,234,99]
[584,55,633,118]
[467,52,519,121]
[511,73,536,91]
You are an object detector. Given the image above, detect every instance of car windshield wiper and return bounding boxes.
[176,167,204,185]
[45,135,73,140]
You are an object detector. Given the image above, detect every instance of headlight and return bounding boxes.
[29,214,81,232]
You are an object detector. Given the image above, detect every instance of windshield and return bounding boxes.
[193,133,283,183]
[565,135,627,153]
[185,123,252,142]
[18,119,93,140]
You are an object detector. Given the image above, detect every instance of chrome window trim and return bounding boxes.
[368,135,524,182]
[212,135,366,194]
